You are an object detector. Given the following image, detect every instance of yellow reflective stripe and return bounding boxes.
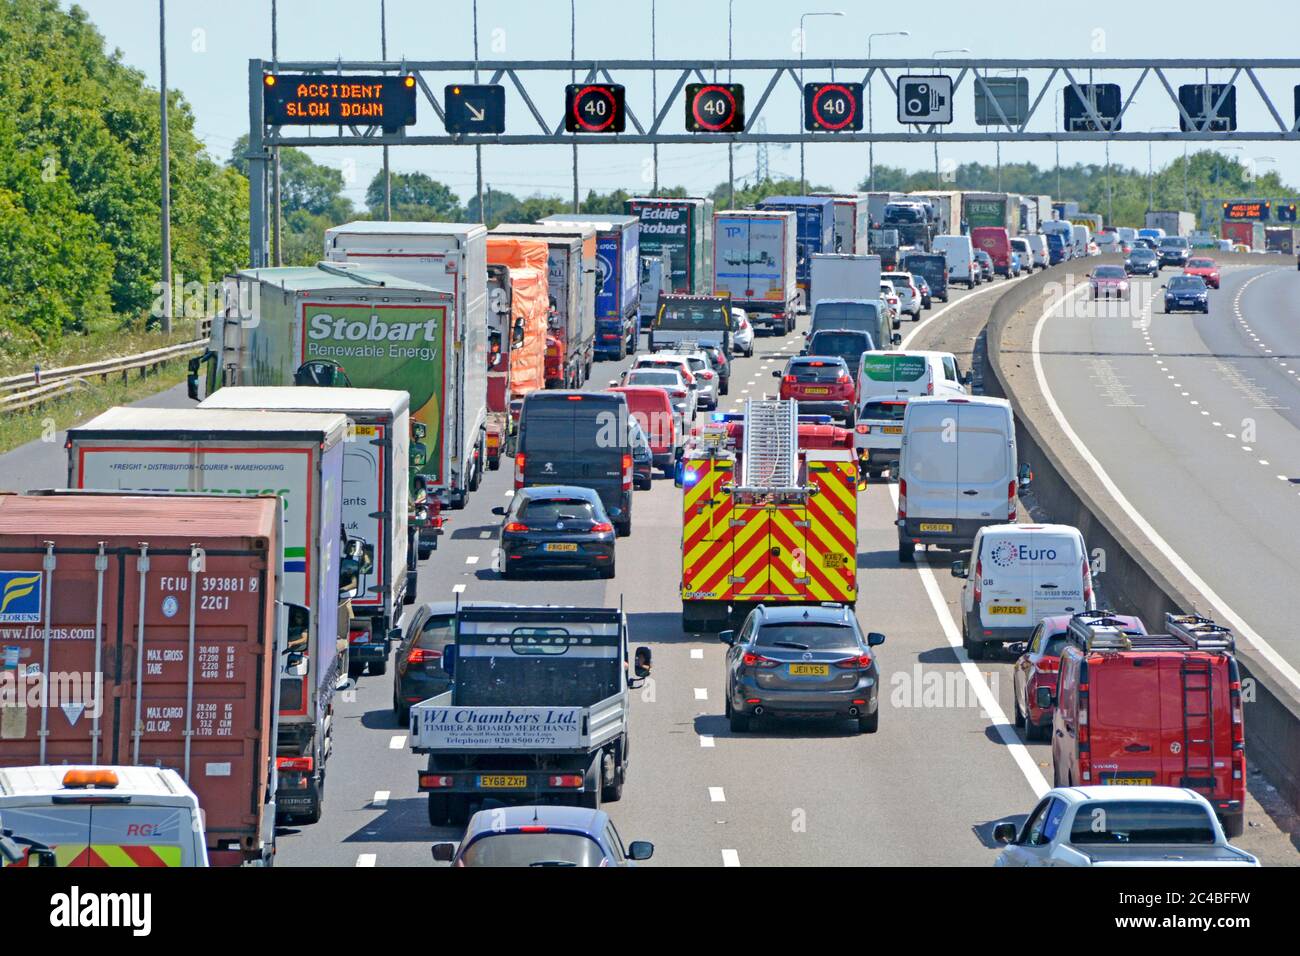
[54,844,89,866]
[90,844,138,867]
[152,845,183,866]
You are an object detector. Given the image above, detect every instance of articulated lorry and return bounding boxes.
[756,195,836,308]
[187,261,475,556]
[809,193,871,254]
[410,604,651,825]
[712,210,799,334]
[963,192,1017,233]
[491,223,597,390]
[907,190,964,237]
[485,237,549,466]
[199,387,410,678]
[540,214,641,360]
[625,196,713,295]
[66,407,352,826]
[1146,210,1196,237]
[0,492,286,866]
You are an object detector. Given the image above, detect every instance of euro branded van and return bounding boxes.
[932,235,978,288]
[897,396,1021,560]
[516,391,634,536]
[953,524,1095,659]
[1048,614,1245,837]
[854,351,969,478]
[0,766,209,867]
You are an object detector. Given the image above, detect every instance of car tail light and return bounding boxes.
[590,522,614,533]
[699,370,714,379]
[503,522,529,533]
[856,423,870,434]
[549,774,585,788]
[783,374,797,384]
[1008,480,1017,520]
[1230,678,1244,746]
[1079,752,1092,784]
[407,646,442,665]
[514,452,526,489]
[898,478,906,519]
[974,559,982,604]
[1082,558,1093,605]
[741,652,780,668]
[926,380,934,395]
[277,756,314,773]
[622,454,633,490]
[420,773,454,788]
[834,654,872,669]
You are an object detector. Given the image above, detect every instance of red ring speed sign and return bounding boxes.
[812,84,858,131]
[571,85,618,132]
[691,84,738,131]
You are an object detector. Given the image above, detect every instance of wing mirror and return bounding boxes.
[772,369,781,378]
[491,505,507,517]
[410,442,428,469]
[718,629,736,645]
[866,632,886,647]
[634,646,653,679]
[431,843,456,861]
[951,560,968,579]
[993,822,1018,845]
[1017,463,1033,490]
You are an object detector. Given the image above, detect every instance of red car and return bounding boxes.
[1088,264,1130,300]
[1013,611,1146,741]
[1183,257,1221,289]
[774,355,856,424]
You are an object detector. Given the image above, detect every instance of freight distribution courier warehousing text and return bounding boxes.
[300,304,447,480]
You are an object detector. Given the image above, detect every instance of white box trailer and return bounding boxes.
[907,191,964,238]
[809,193,871,254]
[66,406,349,825]
[323,221,489,510]
[809,253,883,314]
[712,210,798,334]
[199,386,411,672]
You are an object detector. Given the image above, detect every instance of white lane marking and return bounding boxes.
[694,687,708,700]
[389,735,407,750]
[372,790,390,808]
[888,493,1049,797]
[356,854,377,867]
[899,273,1024,350]
[452,584,466,594]
[699,734,715,748]
[1033,276,1300,689]
[465,555,479,565]
[721,849,741,867]
[1259,460,1269,466]
[479,530,492,539]
[504,489,515,497]
[709,787,726,803]
[690,648,704,659]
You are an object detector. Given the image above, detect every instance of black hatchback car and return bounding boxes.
[1124,247,1159,276]
[721,604,885,734]
[494,485,617,579]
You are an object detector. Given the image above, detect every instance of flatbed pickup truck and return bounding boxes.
[994,786,1259,867]
[410,605,650,827]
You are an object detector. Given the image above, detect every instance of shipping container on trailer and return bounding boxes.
[491,223,598,389]
[199,387,409,677]
[540,214,642,360]
[66,407,348,827]
[712,210,798,334]
[0,492,286,865]
[625,196,713,294]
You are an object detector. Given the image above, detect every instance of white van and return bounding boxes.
[1025,234,1049,269]
[933,234,978,288]
[952,523,1095,658]
[1071,224,1092,258]
[0,766,210,867]
[897,395,1023,560]
[855,351,970,478]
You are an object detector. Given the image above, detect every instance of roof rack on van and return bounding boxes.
[1066,610,1135,651]
[1163,613,1235,653]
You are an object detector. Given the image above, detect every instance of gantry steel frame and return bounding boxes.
[246,57,1300,263]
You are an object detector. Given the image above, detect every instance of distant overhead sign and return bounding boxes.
[263,74,417,130]
[895,76,952,125]
[1063,83,1122,132]
[1179,83,1237,132]
[565,83,626,133]
[1222,200,1271,221]
[444,84,505,134]
[974,76,1029,126]
[686,83,745,132]
[1278,203,1298,223]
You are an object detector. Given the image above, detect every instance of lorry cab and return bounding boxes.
[954,523,1094,659]
[0,766,209,867]
[1048,613,1245,838]
[897,395,1021,560]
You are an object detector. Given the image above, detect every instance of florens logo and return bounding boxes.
[0,572,42,623]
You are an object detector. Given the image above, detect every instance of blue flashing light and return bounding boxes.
[684,469,700,486]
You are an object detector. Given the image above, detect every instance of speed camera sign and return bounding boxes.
[897,75,953,125]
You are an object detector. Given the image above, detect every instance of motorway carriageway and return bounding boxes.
[1036,265,1300,687]
[1,274,1292,866]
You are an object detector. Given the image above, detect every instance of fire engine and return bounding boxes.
[678,399,858,633]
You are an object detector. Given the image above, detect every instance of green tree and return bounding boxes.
[365,170,462,220]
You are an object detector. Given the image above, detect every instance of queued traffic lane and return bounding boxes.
[1036,265,1300,681]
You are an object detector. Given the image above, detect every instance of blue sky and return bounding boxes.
[66,0,1300,205]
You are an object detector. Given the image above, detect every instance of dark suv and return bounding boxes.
[393,600,506,724]
[721,604,885,734]
[1157,236,1191,269]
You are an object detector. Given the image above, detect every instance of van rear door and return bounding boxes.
[0,805,90,867]
[1028,530,1090,620]
[1089,658,1163,784]
[955,403,1012,525]
[977,531,1034,628]
[86,804,199,867]
[902,404,958,521]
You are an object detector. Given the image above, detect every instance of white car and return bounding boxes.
[994,786,1259,867]
[633,352,717,411]
[730,307,754,357]
[879,281,901,329]
[881,272,922,321]
[616,366,697,426]
[655,347,719,410]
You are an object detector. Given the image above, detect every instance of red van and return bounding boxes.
[971,226,1013,277]
[1047,613,1245,837]
[606,385,679,472]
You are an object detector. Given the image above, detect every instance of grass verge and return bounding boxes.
[0,319,205,380]
[0,362,188,455]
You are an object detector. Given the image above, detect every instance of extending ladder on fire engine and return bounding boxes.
[739,399,799,492]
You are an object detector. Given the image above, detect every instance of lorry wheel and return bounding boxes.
[1222,812,1245,839]
[369,658,388,677]
[348,659,365,679]
[897,540,915,562]
[427,794,450,827]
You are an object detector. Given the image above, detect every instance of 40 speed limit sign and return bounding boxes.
[565,83,626,133]
[803,83,863,132]
[686,83,745,132]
